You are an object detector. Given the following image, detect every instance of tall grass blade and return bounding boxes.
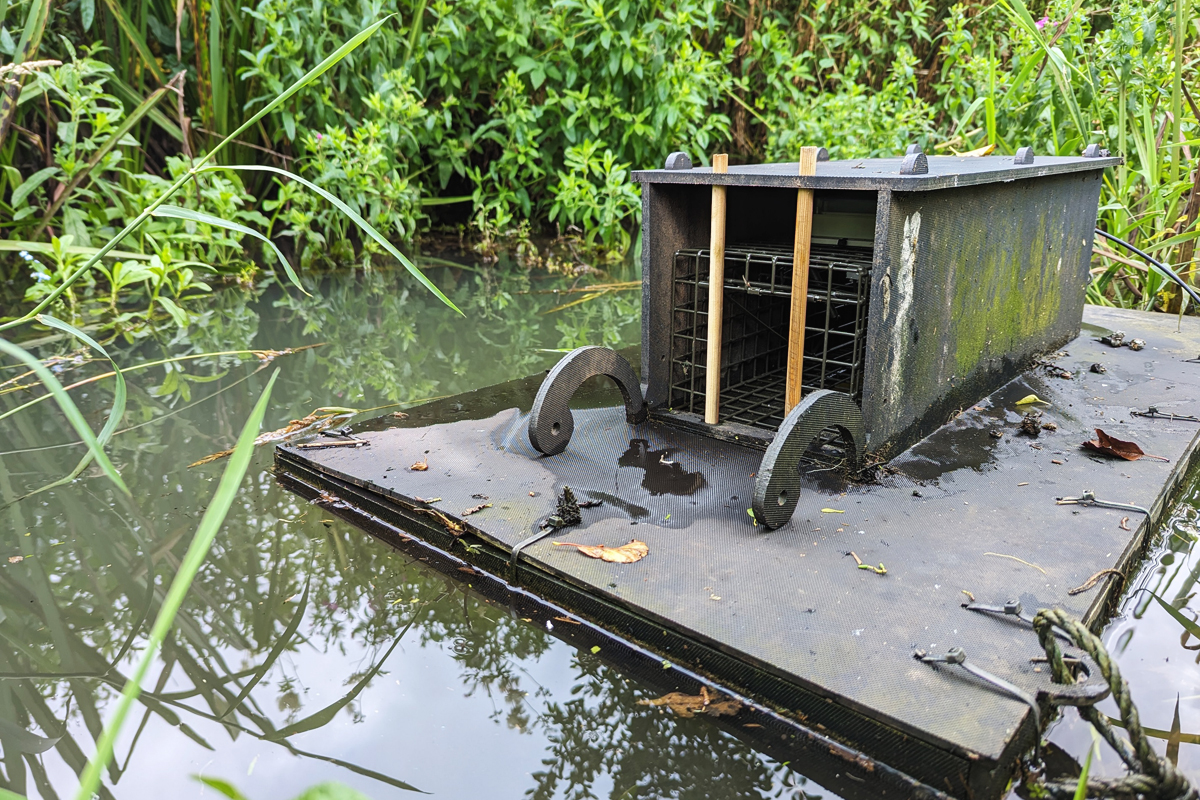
[203,165,459,312]
[150,205,306,294]
[0,336,128,494]
[208,0,225,135]
[73,368,279,800]
[108,75,185,142]
[195,777,251,800]
[99,0,166,85]
[1170,0,1186,184]
[403,0,428,63]
[1073,739,1095,800]
[0,240,209,269]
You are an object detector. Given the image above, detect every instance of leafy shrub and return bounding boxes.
[548,140,641,258]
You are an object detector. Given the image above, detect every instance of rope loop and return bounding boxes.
[1031,608,1197,800]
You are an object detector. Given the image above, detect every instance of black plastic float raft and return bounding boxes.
[276,148,1200,799]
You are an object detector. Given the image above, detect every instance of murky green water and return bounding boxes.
[2,258,1199,799]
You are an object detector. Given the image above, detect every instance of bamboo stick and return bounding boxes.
[785,147,821,413]
[704,153,729,425]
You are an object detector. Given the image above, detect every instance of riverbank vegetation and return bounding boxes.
[0,0,1195,323]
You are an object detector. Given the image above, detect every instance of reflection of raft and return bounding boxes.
[277,304,1200,800]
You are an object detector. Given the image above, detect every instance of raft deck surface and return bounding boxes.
[276,306,1200,798]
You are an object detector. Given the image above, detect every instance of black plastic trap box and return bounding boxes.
[635,153,1120,456]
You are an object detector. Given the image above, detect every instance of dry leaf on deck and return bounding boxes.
[637,687,742,718]
[410,460,429,471]
[552,539,649,563]
[1081,428,1168,462]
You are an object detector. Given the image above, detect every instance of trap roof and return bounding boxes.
[633,154,1122,191]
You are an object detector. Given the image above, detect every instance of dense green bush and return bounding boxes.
[0,0,1196,313]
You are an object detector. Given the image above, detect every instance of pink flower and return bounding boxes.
[315,132,324,141]
[1035,15,1050,30]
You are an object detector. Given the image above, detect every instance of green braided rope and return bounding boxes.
[1032,608,1196,800]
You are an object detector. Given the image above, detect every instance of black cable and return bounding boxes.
[1095,227,1200,306]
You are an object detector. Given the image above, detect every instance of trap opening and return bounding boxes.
[668,242,872,432]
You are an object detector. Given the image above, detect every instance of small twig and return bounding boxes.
[294,439,367,450]
[983,552,1047,575]
[193,126,294,162]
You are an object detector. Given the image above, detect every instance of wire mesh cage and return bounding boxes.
[669,242,872,433]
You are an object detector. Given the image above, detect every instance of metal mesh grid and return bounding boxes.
[669,243,872,431]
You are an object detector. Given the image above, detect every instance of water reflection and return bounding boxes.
[0,263,825,798]
[1046,468,1200,782]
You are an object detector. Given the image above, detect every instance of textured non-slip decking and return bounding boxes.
[276,307,1200,798]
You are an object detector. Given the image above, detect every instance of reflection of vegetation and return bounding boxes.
[530,656,821,800]
[271,263,640,407]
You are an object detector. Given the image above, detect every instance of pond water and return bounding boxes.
[1,258,1198,799]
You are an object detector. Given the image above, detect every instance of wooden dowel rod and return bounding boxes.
[785,146,821,413]
[704,153,729,425]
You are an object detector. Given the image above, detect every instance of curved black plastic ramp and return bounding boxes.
[528,346,646,456]
[752,390,865,530]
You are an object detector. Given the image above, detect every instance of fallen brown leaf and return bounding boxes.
[552,539,649,563]
[410,459,429,471]
[8,556,22,564]
[638,687,741,718]
[1120,516,1131,531]
[462,502,492,516]
[1082,428,1168,462]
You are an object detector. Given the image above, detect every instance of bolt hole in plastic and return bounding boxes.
[777,490,789,507]
[551,422,560,436]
